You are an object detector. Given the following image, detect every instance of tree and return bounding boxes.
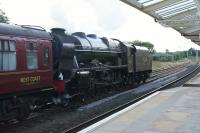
[188,48,196,56]
[0,9,9,23]
[128,40,155,53]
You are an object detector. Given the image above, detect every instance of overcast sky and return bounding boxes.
[0,0,199,52]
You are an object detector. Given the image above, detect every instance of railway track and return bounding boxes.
[63,62,200,133]
[151,61,190,73]
[149,62,191,80]
[0,62,199,133]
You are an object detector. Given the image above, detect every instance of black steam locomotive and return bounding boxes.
[51,28,152,98]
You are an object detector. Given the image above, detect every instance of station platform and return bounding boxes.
[79,73,200,133]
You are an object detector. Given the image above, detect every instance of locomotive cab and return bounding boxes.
[121,42,136,73]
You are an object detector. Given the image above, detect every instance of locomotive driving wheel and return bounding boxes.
[88,71,96,97]
[135,74,141,84]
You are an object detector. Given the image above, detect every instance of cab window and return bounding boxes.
[0,40,17,71]
[26,43,38,70]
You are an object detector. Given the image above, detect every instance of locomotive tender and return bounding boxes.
[0,23,152,121]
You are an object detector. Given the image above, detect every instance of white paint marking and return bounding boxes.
[78,91,160,133]
[162,90,177,93]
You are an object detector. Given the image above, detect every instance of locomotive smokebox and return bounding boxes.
[51,28,75,80]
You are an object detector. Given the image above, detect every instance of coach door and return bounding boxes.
[40,41,52,70]
[0,39,18,93]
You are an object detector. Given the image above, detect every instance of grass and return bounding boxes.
[152,58,198,70]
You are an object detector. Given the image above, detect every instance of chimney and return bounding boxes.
[51,28,66,35]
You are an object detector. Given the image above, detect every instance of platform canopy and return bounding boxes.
[121,0,200,45]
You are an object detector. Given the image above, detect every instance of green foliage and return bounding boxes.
[0,9,9,23]
[153,53,174,62]
[153,48,200,62]
[188,48,196,56]
[128,40,155,53]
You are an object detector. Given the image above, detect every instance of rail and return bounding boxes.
[63,62,200,133]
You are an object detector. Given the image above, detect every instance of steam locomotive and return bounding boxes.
[0,23,152,121]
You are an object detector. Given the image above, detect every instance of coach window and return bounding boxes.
[42,48,49,65]
[26,43,38,70]
[0,40,16,71]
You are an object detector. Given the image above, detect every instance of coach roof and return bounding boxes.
[0,23,52,39]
